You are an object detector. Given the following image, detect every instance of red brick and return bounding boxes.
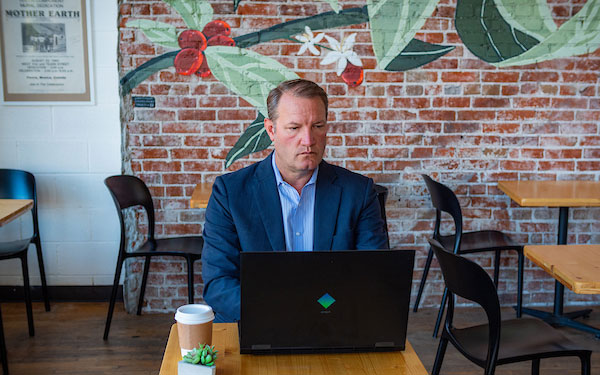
[178,110,216,121]
[500,160,536,171]
[441,72,478,82]
[171,149,209,159]
[143,161,181,172]
[538,161,574,171]
[521,72,560,81]
[482,72,519,82]
[473,98,510,107]
[457,111,495,121]
[419,110,455,121]
[577,161,600,171]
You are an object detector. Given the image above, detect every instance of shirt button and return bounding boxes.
[295,232,301,236]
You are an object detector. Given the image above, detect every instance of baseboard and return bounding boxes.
[0,285,123,302]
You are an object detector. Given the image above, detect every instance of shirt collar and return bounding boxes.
[272,154,319,188]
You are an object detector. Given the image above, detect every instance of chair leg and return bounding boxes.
[516,250,524,318]
[33,236,50,312]
[104,255,124,340]
[20,254,34,337]
[493,250,501,288]
[0,306,8,375]
[187,258,195,304]
[431,336,448,375]
[413,247,434,312]
[531,358,540,375]
[433,287,449,338]
[137,256,151,316]
[580,352,591,375]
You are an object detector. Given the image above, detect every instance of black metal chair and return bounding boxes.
[103,175,204,340]
[429,238,591,375]
[414,175,524,337]
[374,184,390,248]
[0,169,51,337]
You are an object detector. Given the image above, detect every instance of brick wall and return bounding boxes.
[118,0,600,312]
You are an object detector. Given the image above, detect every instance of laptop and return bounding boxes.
[239,249,415,354]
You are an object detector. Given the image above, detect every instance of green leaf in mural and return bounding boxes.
[235,7,369,48]
[233,0,242,12]
[455,0,540,63]
[367,0,441,70]
[204,46,299,117]
[225,114,271,168]
[321,0,341,13]
[385,39,455,71]
[494,0,557,41]
[120,51,178,96]
[163,0,213,30]
[494,0,600,67]
[126,19,179,49]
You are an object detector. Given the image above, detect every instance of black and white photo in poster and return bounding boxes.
[0,0,93,104]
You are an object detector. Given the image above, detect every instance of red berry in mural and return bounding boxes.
[202,20,231,39]
[207,34,236,47]
[178,29,207,51]
[174,48,203,75]
[196,56,211,78]
[340,63,364,87]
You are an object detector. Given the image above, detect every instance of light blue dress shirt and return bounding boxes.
[272,156,318,251]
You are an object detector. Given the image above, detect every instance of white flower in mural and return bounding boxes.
[294,26,325,56]
[320,33,362,76]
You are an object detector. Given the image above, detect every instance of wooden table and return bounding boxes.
[0,199,33,226]
[159,323,428,375]
[525,245,600,295]
[190,183,213,209]
[498,180,600,337]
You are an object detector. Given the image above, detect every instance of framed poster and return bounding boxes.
[0,0,94,105]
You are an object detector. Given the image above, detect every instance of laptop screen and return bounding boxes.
[239,250,415,354]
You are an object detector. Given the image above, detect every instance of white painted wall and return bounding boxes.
[0,1,121,286]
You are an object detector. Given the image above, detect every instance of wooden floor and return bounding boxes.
[1,302,599,374]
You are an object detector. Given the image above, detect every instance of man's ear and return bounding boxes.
[264,118,276,142]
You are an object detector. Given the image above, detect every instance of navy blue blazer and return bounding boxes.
[201,153,388,322]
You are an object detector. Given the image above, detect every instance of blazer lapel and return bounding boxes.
[313,161,341,251]
[252,154,286,252]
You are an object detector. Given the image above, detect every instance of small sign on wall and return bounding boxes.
[0,0,94,105]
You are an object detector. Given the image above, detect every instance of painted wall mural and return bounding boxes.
[122,0,600,168]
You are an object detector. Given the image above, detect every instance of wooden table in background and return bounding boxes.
[190,183,213,209]
[498,180,600,337]
[525,245,600,295]
[0,199,33,226]
[159,323,428,375]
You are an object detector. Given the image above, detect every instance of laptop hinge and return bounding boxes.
[375,342,395,348]
[251,344,272,350]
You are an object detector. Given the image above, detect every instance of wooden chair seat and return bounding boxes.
[0,239,32,257]
[136,237,204,255]
[451,318,584,366]
[438,230,521,254]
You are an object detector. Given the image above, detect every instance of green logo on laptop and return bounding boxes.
[317,293,336,309]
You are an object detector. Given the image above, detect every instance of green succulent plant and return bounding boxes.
[183,344,218,366]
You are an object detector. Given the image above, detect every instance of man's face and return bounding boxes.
[264,93,328,178]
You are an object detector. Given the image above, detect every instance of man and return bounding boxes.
[201,79,388,322]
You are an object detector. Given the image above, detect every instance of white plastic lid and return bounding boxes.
[174,304,214,324]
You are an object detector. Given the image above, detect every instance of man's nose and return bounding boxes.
[300,127,315,145]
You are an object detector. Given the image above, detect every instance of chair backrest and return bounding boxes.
[428,238,502,367]
[104,175,155,242]
[374,184,389,247]
[422,175,463,253]
[0,169,40,236]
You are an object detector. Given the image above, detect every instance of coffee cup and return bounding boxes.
[175,304,215,357]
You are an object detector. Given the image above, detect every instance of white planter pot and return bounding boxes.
[178,361,216,375]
